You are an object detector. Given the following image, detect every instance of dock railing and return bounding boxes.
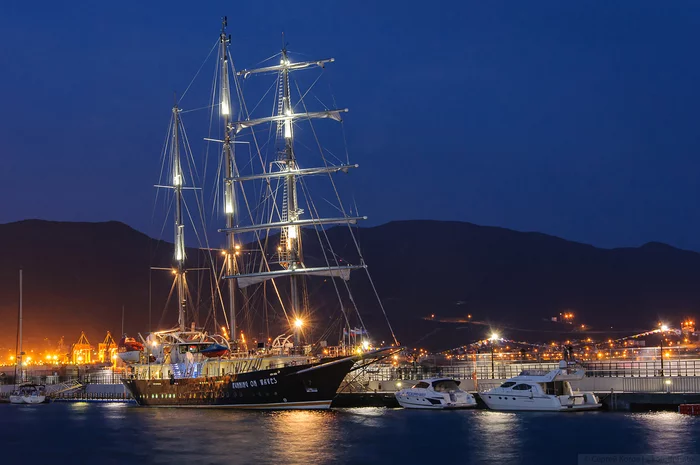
[358,359,700,382]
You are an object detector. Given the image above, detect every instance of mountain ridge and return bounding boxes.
[0,218,698,352]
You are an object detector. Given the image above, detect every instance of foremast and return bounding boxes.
[219,17,238,344]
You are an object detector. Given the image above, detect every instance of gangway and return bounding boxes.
[46,380,83,396]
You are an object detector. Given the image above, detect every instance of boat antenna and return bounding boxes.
[15,269,23,385]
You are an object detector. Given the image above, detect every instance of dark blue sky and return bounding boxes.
[2,1,700,250]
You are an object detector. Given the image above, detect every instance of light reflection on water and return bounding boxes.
[469,411,524,463]
[633,411,697,455]
[2,404,700,465]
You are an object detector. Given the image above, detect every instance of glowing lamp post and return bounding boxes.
[659,324,669,377]
[489,333,499,379]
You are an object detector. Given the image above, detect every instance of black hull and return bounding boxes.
[122,358,355,410]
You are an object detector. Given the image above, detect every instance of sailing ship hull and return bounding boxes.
[122,358,355,410]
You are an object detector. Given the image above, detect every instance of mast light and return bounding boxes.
[221,101,230,116]
[294,318,304,329]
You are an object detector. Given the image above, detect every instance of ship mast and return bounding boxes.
[220,17,238,343]
[279,46,302,345]
[224,47,366,345]
[172,102,186,331]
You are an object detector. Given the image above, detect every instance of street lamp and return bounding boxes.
[659,325,668,377]
[489,333,499,379]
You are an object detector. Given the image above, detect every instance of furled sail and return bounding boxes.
[228,265,365,288]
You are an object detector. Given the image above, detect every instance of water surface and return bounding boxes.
[2,403,699,464]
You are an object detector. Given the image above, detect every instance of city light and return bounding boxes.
[490,333,499,342]
[660,324,669,332]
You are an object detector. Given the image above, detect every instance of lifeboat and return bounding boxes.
[117,335,144,363]
[200,343,229,358]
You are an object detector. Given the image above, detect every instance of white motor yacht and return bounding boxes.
[396,378,477,409]
[9,384,47,405]
[480,361,601,412]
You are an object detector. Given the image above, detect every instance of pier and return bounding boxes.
[5,357,700,411]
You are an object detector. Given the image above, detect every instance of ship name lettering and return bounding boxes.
[258,377,277,386]
[231,381,249,389]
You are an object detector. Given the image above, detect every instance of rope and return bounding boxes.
[293,79,399,346]
[179,40,219,104]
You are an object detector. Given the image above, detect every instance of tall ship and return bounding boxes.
[121,18,398,409]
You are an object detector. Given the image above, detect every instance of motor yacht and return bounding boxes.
[480,361,601,411]
[396,378,477,409]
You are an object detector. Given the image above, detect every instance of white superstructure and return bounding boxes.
[9,384,47,405]
[480,361,601,412]
[396,378,477,409]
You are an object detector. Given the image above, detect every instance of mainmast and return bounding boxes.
[172,103,186,331]
[220,17,238,343]
[279,47,302,345]
[223,43,368,345]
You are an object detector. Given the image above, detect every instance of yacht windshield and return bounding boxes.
[412,382,430,389]
[500,382,516,388]
[432,380,460,392]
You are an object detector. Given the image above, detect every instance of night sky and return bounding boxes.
[2,1,700,250]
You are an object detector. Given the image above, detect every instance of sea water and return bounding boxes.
[2,403,699,464]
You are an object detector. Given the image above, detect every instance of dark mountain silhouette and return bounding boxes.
[1,219,699,353]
